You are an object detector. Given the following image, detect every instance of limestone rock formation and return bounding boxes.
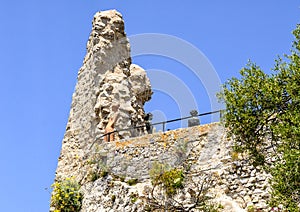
[52,10,272,212]
[55,10,152,182]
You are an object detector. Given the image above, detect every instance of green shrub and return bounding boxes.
[87,168,108,182]
[87,170,100,182]
[149,161,169,180]
[219,24,300,210]
[100,170,108,178]
[247,205,255,212]
[86,145,109,181]
[51,177,83,212]
[130,193,138,203]
[126,178,138,186]
[230,151,239,161]
[144,205,152,211]
[150,162,184,197]
[202,203,224,212]
[120,176,125,182]
[160,168,184,196]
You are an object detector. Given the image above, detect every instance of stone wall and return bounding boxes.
[74,123,271,212]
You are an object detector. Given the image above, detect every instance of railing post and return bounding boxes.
[162,122,166,132]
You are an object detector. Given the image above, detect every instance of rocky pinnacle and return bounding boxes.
[55,10,152,181]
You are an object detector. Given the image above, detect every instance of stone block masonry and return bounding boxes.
[78,123,271,211]
[54,121,272,211]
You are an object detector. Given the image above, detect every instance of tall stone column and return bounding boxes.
[55,10,152,182]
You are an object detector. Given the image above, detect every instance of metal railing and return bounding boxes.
[151,110,223,132]
[89,109,224,149]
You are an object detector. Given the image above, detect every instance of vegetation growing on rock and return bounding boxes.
[51,177,83,212]
[219,24,300,211]
[150,163,184,197]
[147,161,222,211]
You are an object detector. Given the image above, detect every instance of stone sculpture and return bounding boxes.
[104,104,119,142]
[188,109,200,127]
[144,112,153,134]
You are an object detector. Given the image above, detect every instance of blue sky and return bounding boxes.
[0,1,299,211]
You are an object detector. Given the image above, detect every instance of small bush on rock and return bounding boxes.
[150,162,184,197]
[147,159,222,211]
[149,162,169,181]
[51,177,83,212]
[126,178,138,186]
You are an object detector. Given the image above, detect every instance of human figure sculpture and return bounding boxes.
[104,116,117,142]
[144,112,153,134]
[188,110,200,127]
[104,104,119,142]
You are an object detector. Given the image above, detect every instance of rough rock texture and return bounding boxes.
[53,10,272,212]
[79,123,271,212]
[55,10,152,182]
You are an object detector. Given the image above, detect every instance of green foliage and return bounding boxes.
[269,149,300,211]
[87,168,108,182]
[87,170,100,182]
[247,205,256,212]
[100,170,108,178]
[230,151,240,161]
[144,205,152,212]
[51,177,83,212]
[86,146,109,182]
[126,178,138,186]
[150,162,184,197]
[201,203,224,212]
[174,139,188,157]
[130,193,138,203]
[160,168,184,196]
[111,195,116,203]
[218,62,278,165]
[219,24,300,211]
[148,162,221,211]
[119,176,125,182]
[149,161,170,180]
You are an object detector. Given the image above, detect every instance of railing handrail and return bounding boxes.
[151,110,222,126]
[89,109,224,149]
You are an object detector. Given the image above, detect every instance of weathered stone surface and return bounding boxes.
[76,123,271,211]
[55,9,152,182]
[53,9,272,212]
